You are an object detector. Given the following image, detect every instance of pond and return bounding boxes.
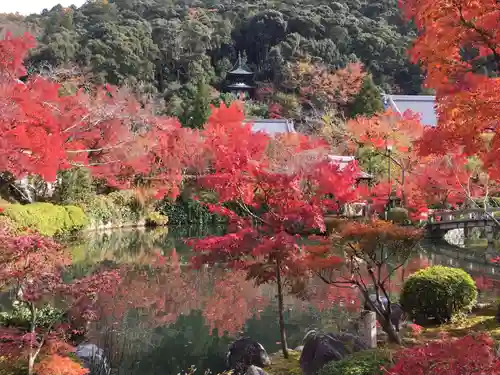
[66,226,500,375]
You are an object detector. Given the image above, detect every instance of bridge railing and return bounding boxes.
[428,208,500,223]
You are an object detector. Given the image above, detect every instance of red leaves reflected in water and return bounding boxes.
[203,270,269,336]
[388,333,500,375]
[307,283,360,313]
[95,249,200,329]
[0,232,120,374]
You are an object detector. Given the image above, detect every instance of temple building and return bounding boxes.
[224,53,255,100]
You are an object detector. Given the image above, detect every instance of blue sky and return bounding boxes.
[0,0,86,15]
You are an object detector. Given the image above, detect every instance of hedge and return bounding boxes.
[1,202,88,236]
[400,265,477,323]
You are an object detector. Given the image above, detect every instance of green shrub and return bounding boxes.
[318,349,393,375]
[157,196,225,226]
[400,265,478,324]
[387,207,409,224]
[53,168,95,204]
[1,202,88,236]
[78,191,148,228]
[146,212,169,226]
[0,300,63,330]
[0,215,19,234]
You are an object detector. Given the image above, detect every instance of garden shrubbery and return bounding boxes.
[157,195,224,226]
[1,202,88,236]
[318,349,393,375]
[400,265,477,323]
[77,190,147,228]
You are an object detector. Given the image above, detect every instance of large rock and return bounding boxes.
[299,330,368,375]
[364,294,406,331]
[75,343,110,375]
[226,337,271,375]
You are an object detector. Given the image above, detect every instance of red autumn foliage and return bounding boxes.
[405,323,423,337]
[400,0,500,181]
[94,250,199,329]
[202,270,268,336]
[347,109,430,218]
[289,61,366,109]
[0,33,193,197]
[388,333,500,375]
[307,220,423,344]
[190,102,362,357]
[0,232,120,375]
[35,354,88,375]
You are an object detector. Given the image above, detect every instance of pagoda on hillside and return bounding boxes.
[224,53,255,100]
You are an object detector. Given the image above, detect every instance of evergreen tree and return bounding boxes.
[349,75,384,118]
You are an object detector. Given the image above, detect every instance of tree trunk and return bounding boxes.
[360,288,402,345]
[379,316,402,345]
[28,353,35,375]
[276,258,289,359]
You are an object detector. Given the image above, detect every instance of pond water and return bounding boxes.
[66,226,500,375]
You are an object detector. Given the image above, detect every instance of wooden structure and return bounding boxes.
[224,53,255,100]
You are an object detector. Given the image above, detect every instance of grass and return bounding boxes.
[266,350,302,375]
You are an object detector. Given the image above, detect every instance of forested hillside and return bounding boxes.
[1,0,424,127]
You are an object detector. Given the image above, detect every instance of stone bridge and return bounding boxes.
[427,208,500,251]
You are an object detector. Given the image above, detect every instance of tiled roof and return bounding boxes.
[383,94,437,126]
[228,67,254,75]
[227,82,254,89]
[247,119,296,135]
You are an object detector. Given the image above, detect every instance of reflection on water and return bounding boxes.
[67,227,500,375]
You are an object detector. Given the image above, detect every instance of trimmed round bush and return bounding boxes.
[400,265,477,323]
[318,349,393,375]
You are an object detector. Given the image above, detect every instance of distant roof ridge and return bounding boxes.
[247,118,296,134]
[382,93,437,126]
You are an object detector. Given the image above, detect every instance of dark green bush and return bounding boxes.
[400,265,477,324]
[318,349,393,375]
[157,196,225,226]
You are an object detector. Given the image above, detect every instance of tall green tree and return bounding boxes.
[349,75,384,118]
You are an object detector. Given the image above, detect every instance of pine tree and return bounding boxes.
[349,75,384,118]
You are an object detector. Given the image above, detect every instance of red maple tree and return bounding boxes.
[0,33,193,198]
[306,219,423,344]
[189,102,361,358]
[400,0,500,203]
[0,232,120,375]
